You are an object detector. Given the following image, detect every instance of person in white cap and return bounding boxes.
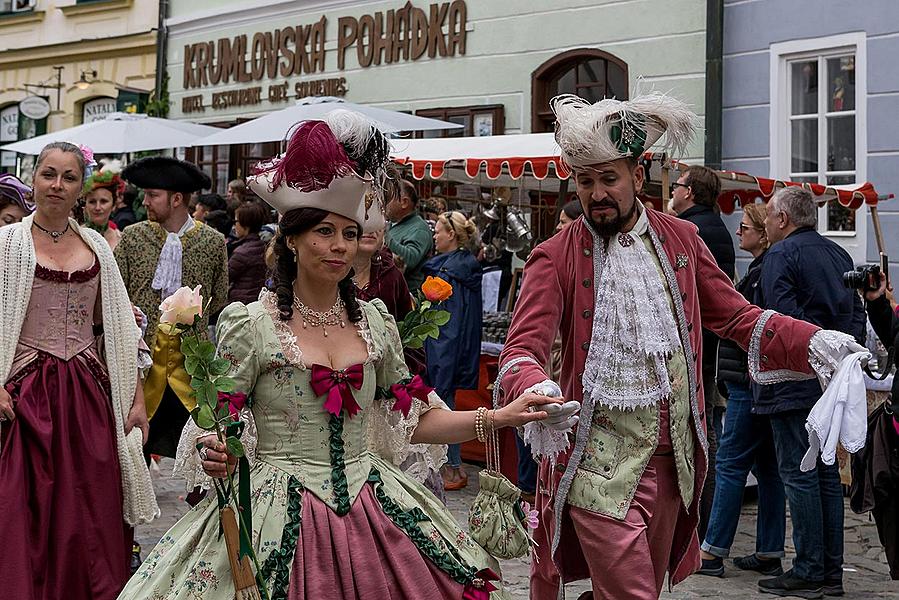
[496,92,867,599]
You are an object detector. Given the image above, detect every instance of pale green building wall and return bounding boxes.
[167,0,707,159]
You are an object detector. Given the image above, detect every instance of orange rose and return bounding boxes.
[421,276,453,302]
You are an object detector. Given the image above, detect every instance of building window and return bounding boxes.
[193,145,231,194]
[531,48,628,133]
[414,105,504,138]
[771,33,866,243]
[1,0,34,12]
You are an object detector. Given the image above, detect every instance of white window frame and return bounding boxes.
[770,33,867,262]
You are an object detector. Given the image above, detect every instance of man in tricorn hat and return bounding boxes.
[495,93,866,598]
[116,156,228,464]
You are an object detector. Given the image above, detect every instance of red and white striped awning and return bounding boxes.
[390,134,892,210]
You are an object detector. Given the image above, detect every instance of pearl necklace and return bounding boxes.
[293,296,346,337]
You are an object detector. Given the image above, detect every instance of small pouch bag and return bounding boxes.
[467,378,534,559]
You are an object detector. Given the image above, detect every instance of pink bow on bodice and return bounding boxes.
[389,375,432,418]
[310,363,364,418]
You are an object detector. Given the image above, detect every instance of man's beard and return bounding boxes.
[584,198,638,239]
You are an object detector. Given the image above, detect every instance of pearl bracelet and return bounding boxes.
[475,406,488,442]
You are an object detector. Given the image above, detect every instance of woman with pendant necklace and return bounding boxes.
[0,142,158,600]
[122,113,558,600]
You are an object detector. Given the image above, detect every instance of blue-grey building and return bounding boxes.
[721,0,898,273]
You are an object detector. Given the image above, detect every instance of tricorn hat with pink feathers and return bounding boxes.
[247,110,392,232]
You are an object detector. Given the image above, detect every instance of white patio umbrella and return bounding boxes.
[191,96,462,147]
[0,112,222,155]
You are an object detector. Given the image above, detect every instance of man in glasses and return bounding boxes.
[495,92,867,599]
[671,165,737,549]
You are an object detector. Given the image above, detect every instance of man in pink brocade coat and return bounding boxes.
[496,93,865,599]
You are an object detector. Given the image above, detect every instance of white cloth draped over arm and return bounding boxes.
[801,350,870,471]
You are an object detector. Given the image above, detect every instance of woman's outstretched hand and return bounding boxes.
[494,392,566,429]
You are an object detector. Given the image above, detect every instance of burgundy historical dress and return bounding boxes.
[0,260,132,600]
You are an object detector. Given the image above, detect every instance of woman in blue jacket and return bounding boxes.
[423,211,482,490]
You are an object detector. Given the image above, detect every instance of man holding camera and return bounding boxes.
[757,187,866,598]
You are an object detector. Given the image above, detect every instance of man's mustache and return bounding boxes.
[588,200,618,210]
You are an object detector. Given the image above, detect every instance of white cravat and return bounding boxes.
[581,208,683,411]
[152,216,195,299]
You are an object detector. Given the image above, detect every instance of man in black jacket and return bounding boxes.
[756,187,866,598]
[672,165,736,543]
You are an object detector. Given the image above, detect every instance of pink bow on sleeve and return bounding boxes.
[389,375,432,418]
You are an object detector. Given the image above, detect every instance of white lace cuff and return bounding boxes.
[520,380,572,461]
[172,406,258,492]
[808,329,870,387]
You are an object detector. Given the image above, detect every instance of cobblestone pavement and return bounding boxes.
[140,460,896,599]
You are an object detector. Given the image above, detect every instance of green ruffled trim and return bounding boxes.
[329,414,352,516]
[367,468,478,587]
[259,476,304,600]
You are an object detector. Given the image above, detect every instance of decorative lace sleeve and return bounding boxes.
[173,406,258,492]
[171,302,261,491]
[365,299,448,482]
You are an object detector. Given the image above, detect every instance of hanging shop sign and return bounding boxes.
[179,0,467,114]
[19,96,51,120]
[82,97,118,123]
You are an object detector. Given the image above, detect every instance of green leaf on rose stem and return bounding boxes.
[209,357,231,376]
[199,341,216,360]
[406,337,424,349]
[184,355,200,377]
[181,336,199,355]
[190,376,205,391]
[215,377,236,393]
[411,323,435,337]
[420,301,431,311]
[196,405,216,429]
[217,404,231,421]
[431,310,451,326]
[226,436,245,458]
[197,379,218,407]
[424,324,440,338]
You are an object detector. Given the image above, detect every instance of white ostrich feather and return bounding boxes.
[324,109,375,158]
[551,91,697,168]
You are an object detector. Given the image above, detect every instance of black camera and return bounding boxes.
[842,264,881,292]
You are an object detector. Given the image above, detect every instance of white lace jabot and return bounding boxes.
[581,207,683,411]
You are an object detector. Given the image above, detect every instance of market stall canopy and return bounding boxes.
[392,132,569,181]
[0,113,221,155]
[192,96,462,146]
[391,133,893,210]
[706,167,893,213]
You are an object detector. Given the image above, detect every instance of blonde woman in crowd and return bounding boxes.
[423,211,483,490]
[698,203,787,578]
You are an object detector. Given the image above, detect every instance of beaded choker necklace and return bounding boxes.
[293,296,346,337]
[33,220,70,243]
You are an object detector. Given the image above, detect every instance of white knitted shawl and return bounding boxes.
[0,214,159,525]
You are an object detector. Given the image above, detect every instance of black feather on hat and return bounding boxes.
[121,156,211,194]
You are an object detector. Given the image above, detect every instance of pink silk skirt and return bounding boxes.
[287,483,463,599]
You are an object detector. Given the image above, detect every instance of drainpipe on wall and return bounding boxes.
[154,0,169,102]
[705,0,724,169]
